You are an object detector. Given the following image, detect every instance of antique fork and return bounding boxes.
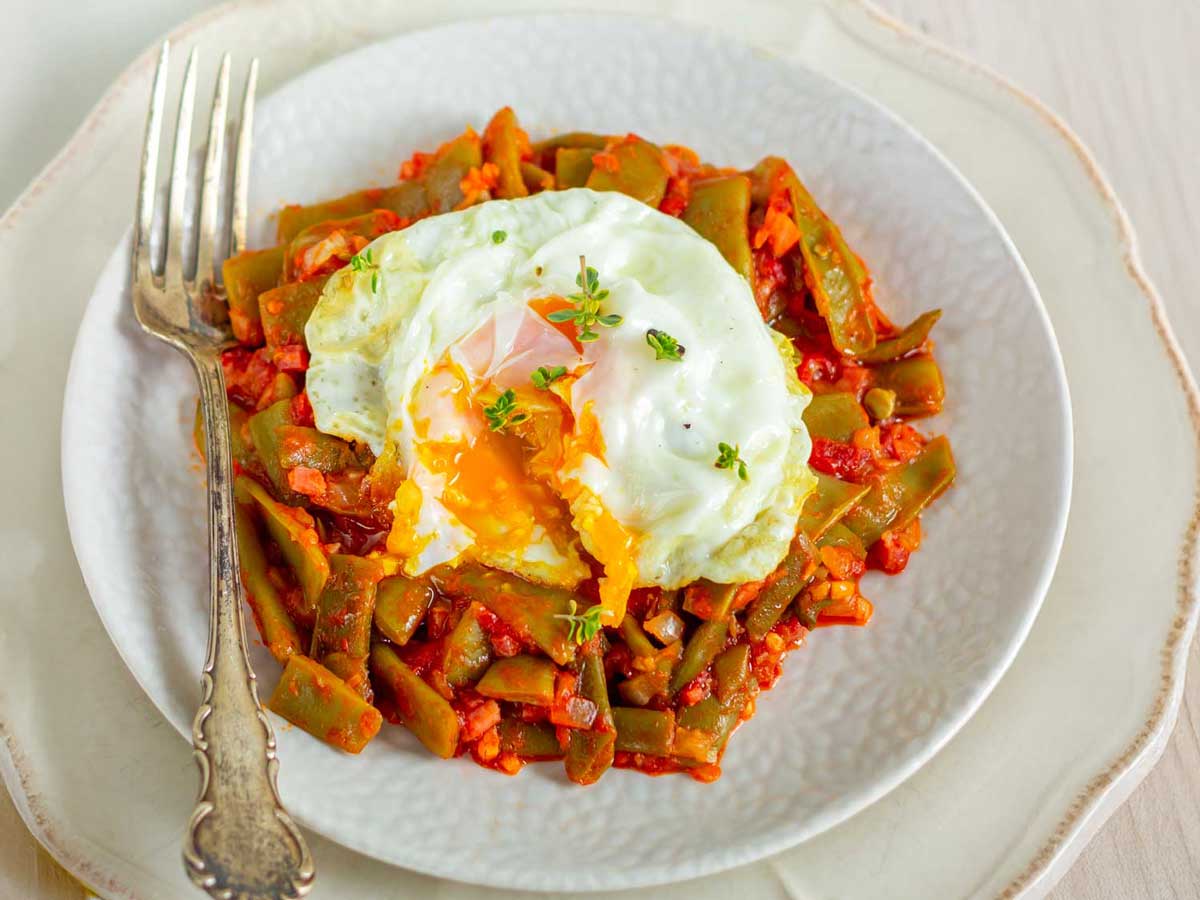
[132,42,314,899]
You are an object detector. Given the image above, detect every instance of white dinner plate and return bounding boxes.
[60,14,1071,891]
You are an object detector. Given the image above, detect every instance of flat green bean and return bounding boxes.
[857,309,942,364]
[221,245,282,344]
[796,472,871,540]
[311,555,383,663]
[669,618,729,694]
[842,435,956,546]
[373,575,433,646]
[442,601,493,687]
[565,649,616,784]
[554,147,595,189]
[424,133,483,213]
[238,475,328,613]
[499,719,563,759]
[803,392,870,442]
[371,643,460,758]
[586,137,669,207]
[234,503,303,663]
[870,357,945,417]
[482,107,528,199]
[613,707,675,756]
[477,655,556,706]
[268,654,381,754]
[682,175,753,281]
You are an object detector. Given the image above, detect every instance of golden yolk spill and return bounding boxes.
[418,424,576,562]
[386,480,432,559]
[562,482,639,625]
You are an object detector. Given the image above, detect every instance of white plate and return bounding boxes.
[58,14,1070,892]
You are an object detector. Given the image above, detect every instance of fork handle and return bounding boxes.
[183,351,315,900]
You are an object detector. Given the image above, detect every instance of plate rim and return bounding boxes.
[56,11,1072,891]
[1,0,1192,897]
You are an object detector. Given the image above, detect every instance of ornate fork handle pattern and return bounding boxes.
[181,354,314,900]
[130,43,314,898]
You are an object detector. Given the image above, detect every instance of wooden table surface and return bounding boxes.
[2,1,1197,897]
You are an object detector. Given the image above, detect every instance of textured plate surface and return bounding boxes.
[60,15,1070,891]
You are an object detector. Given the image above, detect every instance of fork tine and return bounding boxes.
[134,42,170,284]
[230,58,258,258]
[163,47,199,287]
[193,53,231,296]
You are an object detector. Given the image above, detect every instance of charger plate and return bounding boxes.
[2,1,1196,897]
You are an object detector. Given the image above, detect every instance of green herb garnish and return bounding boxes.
[349,247,380,293]
[483,389,528,432]
[646,328,685,362]
[556,599,604,645]
[492,230,507,244]
[546,255,622,342]
[715,442,748,480]
[531,365,568,389]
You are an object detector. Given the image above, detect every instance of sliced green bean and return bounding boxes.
[238,475,328,612]
[371,643,460,758]
[520,161,554,193]
[803,392,870,442]
[482,107,528,199]
[268,654,381,754]
[373,574,433,646]
[311,555,383,662]
[713,643,751,703]
[869,357,946,417]
[585,137,669,207]
[681,580,739,621]
[499,719,564,759]
[555,147,595,189]
[565,649,616,784]
[221,245,282,344]
[533,131,608,169]
[276,189,384,245]
[424,133,483,213]
[842,435,956,546]
[750,157,876,355]
[285,211,400,282]
[259,278,326,352]
[247,399,305,504]
[857,310,942,364]
[796,472,871,540]
[616,670,669,706]
[234,503,303,663]
[442,601,493,687]
[745,540,814,641]
[682,175,752,280]
[818,522,866,559]
[618,614,657,658]
[320,651,370,699]
[669,618,729,694]
[378,181,429,219]
[477,655,556,706]
[613,707,675,756]
[275,425,358,473]
[439,566,577,665]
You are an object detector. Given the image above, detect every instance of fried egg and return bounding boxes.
[305,188,814,622]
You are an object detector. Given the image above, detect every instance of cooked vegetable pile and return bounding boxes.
[203,107,955,782]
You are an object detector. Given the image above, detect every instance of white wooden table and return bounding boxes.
[1,1,1196,897]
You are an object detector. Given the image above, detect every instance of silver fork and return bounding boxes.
[132,42,314,900]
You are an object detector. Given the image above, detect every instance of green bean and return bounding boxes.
[857,310,942,364]
[745,540,814,641]
[520,161,555,193]
[439,566,577,665]
[320,651,370,699]
[869,357,945,417]
[234,503,303,663]
[818,522,866,559]
[482,107,528,199]
[585,137,669,207]
[565,649,616,784]
[554,147,595,189]
[274,425,358,473]
[247,399,305,504]
[796,472,871,540]
[618,614,657,657]
[682,175,752,281]
[713,643,751,703]
[442,601,493,687]
[616,670,668,706]
[476,655,557,706]
[499,719,564,759]
[221,245,282,344]
[803,392,870,442]
[259,278,326,352]
[750,157,876,355]
[276,190,384,245]
[533,132,608,169]
[373,575,433,646]
[424,133,483,214]
[268,654,381,754]
[370,643,460,758]
[238,475,329,611]
[613,707,675,756]
[669,618,729,694]
[681,580,739,621]
[311,555,383,663]
[842,435,956,546]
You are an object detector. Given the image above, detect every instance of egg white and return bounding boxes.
[305,188,815,590]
